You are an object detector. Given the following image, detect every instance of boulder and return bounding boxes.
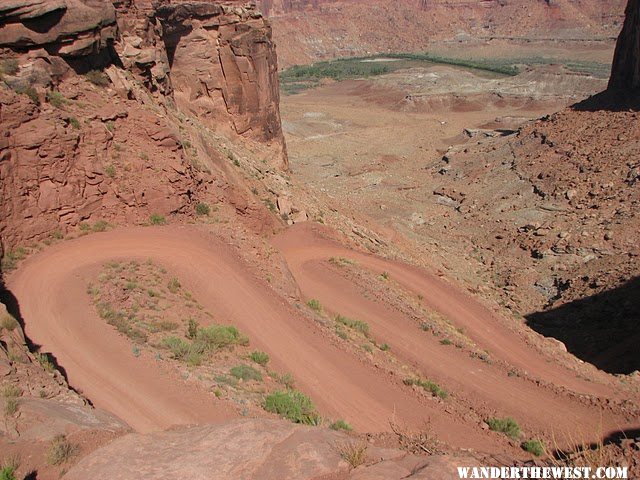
[64,419,349,480]
[0,0,117,58]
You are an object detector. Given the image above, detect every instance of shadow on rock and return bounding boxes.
[526,277,640,375]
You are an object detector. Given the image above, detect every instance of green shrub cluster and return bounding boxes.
[96,302,148,343]
[486,417,521,439]
[264,389,321,425]
[0,465,17,480]
[46,90,67,108]
[162,324,248,366]
[195,202,211,216]
[403,377,448,399]
[330,419,352,431]
[249,350,270,366]
[150,213,166,225]
[307,299,322,312]
[521,439,544,456]
[335,314,369,337]
[230,364,263,382]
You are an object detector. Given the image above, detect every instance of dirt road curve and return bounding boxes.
[9,226,501,450]
[274,223,639,443]
[8,225,637,449]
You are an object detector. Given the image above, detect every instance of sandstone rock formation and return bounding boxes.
[0,0,117,59]
[63,419,475,480]
[0,0,287,251]
[154,2,286,154]
[256,0,626,67]
[609,0,640,92]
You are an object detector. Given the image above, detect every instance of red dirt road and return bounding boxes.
[9,226,506,451]
[273,223,640,444]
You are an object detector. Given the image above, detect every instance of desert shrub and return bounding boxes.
[0,313,18,332]
[403,377,448,399]
[230,364,263,382]
[68,117,81,129]
[161,336,193,360]
[35,352,55,372]
[46,90,67,108]
[522,439,544,456]
[335,315,369,336]
[3,397,18,417]
[330,419,352,431]
[263,199,277,213]
[440,339,452,346]
[362,343,373,353]
[15,85,39,104]
[0,59,19,76]
[104,164,116,178]
[249,350,270,366]
[276,372,295,389]
[307,299,321,312]
[379,343,391,351]
[1,247,27,271]
[85,70,110,87]
[335,326,348,340]
[390,419,440,454]
[157,321,178,331]
[214,375,238,387]
[328,257,355,267]
[187,318,199,339]
[150,214,166,225]
[337,441,368,469]
[46,434,78,465]
[92,220,109,232]
[167,277,181,293]
[486,417,521,439]
[2,385,21,399]
[195,324,248,351]
[185,350,203,367]
[97,303,147,343]
[0,465,17,480]
[380,271,390,280]
[264,389,320,425]
[195,202,210,216]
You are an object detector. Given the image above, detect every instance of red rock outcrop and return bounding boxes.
[153,2,286,155]
[255,0,626,67]
[0,0,117,58]
[609,0,640,92]
[63,419,477,480]
[0,0,287,252]
[0,81,219,248]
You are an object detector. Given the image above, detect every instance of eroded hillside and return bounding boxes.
[0,0,639,479]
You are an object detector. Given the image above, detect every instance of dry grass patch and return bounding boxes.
[46,434,78,465]
[336,441,368,469]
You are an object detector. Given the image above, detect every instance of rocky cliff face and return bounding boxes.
[256,0,626,67]
[0,0,117,59]
[609,0,640,92]
[0,0,286,253]
[153,2,285,148]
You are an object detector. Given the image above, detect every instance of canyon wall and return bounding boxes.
[0,0,286,253]
[255,0,626,67]
[609,0,640,92]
